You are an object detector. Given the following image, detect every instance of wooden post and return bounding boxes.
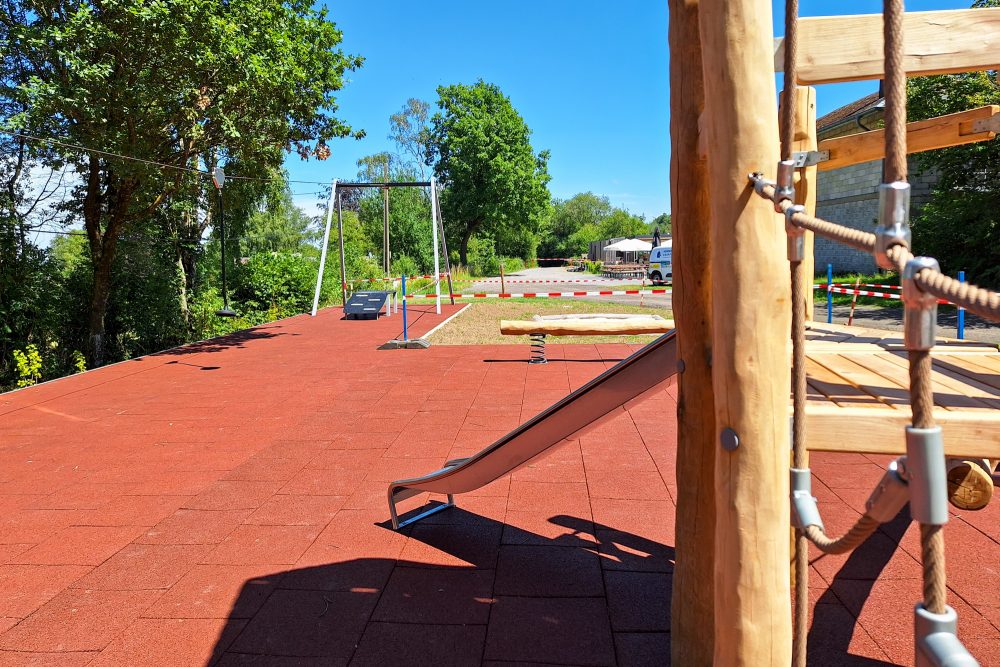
[794,87,817,321]
[668,1,716,665]
[699,1,792,664]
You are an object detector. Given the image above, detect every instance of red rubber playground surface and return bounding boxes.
[0,305,997,666]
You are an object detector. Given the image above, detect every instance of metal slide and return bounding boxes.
[387,330,678,528]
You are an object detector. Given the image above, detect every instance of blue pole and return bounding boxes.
[401,275,409,342]
[957,270,966,340]
[827,263,833,324]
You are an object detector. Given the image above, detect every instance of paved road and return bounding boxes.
[823,303,1000,346]
[466,266,673,310]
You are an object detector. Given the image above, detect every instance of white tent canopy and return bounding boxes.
[603,238,653,252]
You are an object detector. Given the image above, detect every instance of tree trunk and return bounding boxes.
[460,226,473,266]
[88,254,114,364]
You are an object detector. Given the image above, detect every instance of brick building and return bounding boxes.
[814,92,937,274]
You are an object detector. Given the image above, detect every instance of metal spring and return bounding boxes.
[529,333,547,364]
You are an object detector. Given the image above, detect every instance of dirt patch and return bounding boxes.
[425,300,672,346]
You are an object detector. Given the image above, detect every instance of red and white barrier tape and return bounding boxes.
[825,285,951,305]
[815,282,900,290]
[405,288,672,299]
[462,277,655,284]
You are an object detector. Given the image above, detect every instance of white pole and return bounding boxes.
[312,179,338,316]
[430,178,441,314]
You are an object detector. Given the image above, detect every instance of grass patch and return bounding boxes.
[814,271,904,308]
[427,300,672,346]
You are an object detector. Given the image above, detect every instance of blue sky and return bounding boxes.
[286,0,973,220]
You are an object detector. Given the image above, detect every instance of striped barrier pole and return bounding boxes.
[401,275,409,342]
[827,264,833,324]
[958,270,966,340]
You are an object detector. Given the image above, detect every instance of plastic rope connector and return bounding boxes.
[903,257,941,351]
[790,468,824,531]
[864,457,910,523]
[875,181,912,270]
[774,160,796,213]
[914,604,980,667]
[906,426,949,527]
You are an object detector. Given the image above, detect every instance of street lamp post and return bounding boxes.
[213,166,237,318]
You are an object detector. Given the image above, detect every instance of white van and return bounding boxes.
[648,245,672,283]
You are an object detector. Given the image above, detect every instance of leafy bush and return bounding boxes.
[585,260,603,274]
[390,254,420,279]
[235,252,316,314]
[501,257,524,273]
[466,236,500,277]
[13,344,42,388]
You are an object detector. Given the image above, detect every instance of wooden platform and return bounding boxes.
[804,323,1000,458]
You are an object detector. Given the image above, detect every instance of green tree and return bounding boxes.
[539,193,614,258]
[389,99,431,179]
[425,81,550,264]
[907,51,1000,285]
[650,213,671,237]
[1,0,363,363]
[598,209,647,241]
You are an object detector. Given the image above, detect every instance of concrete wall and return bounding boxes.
[813,155,937,276]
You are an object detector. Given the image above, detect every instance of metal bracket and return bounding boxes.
[914,605,980,667]
[774,160,796,213]
[790,468,824,531]
[875,182,912,270]
[971,114,1000,135]
[864,458,910,523]
[903,257,941,351]
[791,150,830,167]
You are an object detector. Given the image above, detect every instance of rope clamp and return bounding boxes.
[903,257,940,351]
[905,426,949,527]
[864,457,910,523]
[785,204,806,262]
[774,159,796,213]
[875,182,912,269]
[790,468,824,531]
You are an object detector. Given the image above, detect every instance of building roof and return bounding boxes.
[816,91,883,131]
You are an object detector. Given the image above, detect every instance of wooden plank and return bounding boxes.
[668,0,716,661]
[811,354,910,408]
[700,0,792,661]
[818,106,1000,172]
[786,86,817,320]
[927,354,1000,393]
[852,352,994,411]
[804,342,1000,354]
[774,8,1000,85]
[805,405,1000,458]
[805,357,894,408]
[881,352,1000,411]
[499,319,673,336]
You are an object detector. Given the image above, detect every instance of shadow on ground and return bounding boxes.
[153,326,295,356]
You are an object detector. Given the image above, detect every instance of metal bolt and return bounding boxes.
[677,359,686,374]
[721,428,740,451]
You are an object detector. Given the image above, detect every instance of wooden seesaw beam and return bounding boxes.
[499,319,674,336]
[774,8,1000,85]
[818,105,1000,172]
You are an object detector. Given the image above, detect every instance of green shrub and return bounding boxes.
[71,350,86,374]
[585,260,603,274]
[391,254,420,279]
[501,257,525,274]
[13,344,42,388]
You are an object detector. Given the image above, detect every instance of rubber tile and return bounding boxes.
[138,508,251,545]
[243,494,347,527]
[350,622,488,667]
[400,523,503,570]
[497,543,604,598]
[144,564,282,619]
[0,565,92,617]
[614,632,672,667]
[484,596,615,666]
[501,511,597,547]
[0,588,162,652]
[227,589,374,660]
[0,650,98,666]
[222,458,308,482]
[73,543,210,590]
[605,571,671,632]
[182,480,284,512]
[14,526,145,566]
[202,525,321,566]
[506,481,592,516]
[85,617,247,667]
[372,566,495,625]
[75,494,186,527]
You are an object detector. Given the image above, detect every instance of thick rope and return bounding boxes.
[804,515,882,554]
[752,180,1000,322]
[921,524,948,613]
[883,0,908,182]
[780,0,799,161]
[791,256,809,667]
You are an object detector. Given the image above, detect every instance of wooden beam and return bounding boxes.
[701,0,792,663]
[774,8,1000,85]
[669,1,717,663]
[499,319,673,336]
[804,406,1000,459]
[817,105,1000,172]
[794,87,817,319]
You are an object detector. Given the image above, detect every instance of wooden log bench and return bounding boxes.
[500,314,674,364]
